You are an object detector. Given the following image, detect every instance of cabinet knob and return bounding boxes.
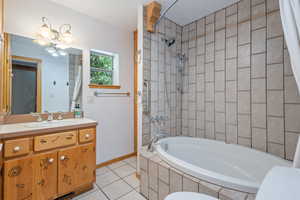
[13,146,21,152]
[85,134,90,139]
[60,156,66,161]
[48,158,54,163]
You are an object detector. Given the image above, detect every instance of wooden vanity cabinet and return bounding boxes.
[33,151,58,200]
[58,143,95,196]
[2,126,96,200]
[3,157,34,200]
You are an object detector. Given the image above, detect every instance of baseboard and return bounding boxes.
[96,152,137,168]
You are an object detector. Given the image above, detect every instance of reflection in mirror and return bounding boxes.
[8,33,83,115]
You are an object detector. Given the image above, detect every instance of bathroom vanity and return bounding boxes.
[0,118,97,200]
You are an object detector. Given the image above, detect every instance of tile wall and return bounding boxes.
[142,0,300,160]
[142,10,183,145]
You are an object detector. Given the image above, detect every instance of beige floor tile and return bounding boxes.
[113,164,136,178]
[96,166,111,176]
[73,189,108,200]
[123,174,140,188]
[117,190,146,200]
[102,179,133,200]
[107,161,127,170]
[96,170,120,188]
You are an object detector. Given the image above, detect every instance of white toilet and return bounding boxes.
[165,167,300,200]
[165,192,217,200]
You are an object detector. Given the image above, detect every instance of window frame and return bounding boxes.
[89,50,120,89]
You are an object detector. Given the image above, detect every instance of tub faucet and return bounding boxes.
[147,133,168,152]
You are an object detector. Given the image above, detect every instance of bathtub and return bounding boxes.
[155,137,292,194]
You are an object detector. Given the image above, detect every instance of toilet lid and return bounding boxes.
[165,192,218,200]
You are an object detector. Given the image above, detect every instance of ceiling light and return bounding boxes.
[60,24,73,44]
[34,38,49,46]
[46,47,56,54]
[52,52,59,57]
[59,50,67,56]
[62,31,73,44]
[40,24,51,38]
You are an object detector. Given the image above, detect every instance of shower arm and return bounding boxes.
[154,0,179,27]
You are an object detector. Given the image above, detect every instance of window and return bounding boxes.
[89,50,119,88]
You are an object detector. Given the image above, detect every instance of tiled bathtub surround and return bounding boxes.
[139,149,256,200]
[142,0,300,160]
[142,10,183,145]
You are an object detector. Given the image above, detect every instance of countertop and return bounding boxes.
[0,118,97,139]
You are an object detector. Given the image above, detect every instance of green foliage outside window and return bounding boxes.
[90,52,114,85]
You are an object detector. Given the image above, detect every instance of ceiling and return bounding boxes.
[49,0,239,31]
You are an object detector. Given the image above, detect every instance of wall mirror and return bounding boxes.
[2,33,83,115]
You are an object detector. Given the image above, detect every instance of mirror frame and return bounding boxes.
[0,32,83,122]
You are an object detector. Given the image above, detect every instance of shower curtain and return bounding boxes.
[71,65,82,111]
[279,0,300,91]
[279,0,300,167]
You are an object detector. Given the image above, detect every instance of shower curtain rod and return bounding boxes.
[155,0,179,26]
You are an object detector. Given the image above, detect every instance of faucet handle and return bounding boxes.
[44,111,53,121]
[30,112,43,122]
[57,112,63,120]
[48,113,54,121]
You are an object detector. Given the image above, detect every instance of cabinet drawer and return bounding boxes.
[79,128,95,143]
[4,138,30,158]
[34,131,77,152]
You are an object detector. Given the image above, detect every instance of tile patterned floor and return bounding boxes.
[74,156,146,200]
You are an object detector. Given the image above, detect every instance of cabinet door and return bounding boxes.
[58,144,95,195]
[77,143,95,184]
[57,146,80,195]
[33,152,57,200]
[4,157,33,200]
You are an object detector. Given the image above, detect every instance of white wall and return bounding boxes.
[11,34,70,112]
[5,0,134,164]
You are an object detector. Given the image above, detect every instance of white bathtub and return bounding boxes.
[155,137,292,194]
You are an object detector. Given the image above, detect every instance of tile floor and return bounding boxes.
[74,156,146,200]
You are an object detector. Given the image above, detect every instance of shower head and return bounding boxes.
[162,37,176,47]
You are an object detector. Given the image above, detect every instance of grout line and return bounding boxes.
[250,0,253,148]
[236,1,239,145]
[265,0,269,153]
[213,12,216,140]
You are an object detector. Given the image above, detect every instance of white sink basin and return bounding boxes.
[22,120,75,128]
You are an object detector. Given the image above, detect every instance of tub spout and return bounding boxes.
[147,133,168,152]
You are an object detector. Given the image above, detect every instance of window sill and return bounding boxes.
[89,84,121,89]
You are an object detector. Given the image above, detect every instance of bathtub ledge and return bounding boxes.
[139,148,256,200]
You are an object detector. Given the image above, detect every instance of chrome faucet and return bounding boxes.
[44,111,54,121]
[150,115,168,126]
[147,132,168,152]
[30,112,43,122]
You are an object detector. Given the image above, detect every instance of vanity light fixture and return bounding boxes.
[34,17,74,57]
[46,45,67,57]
